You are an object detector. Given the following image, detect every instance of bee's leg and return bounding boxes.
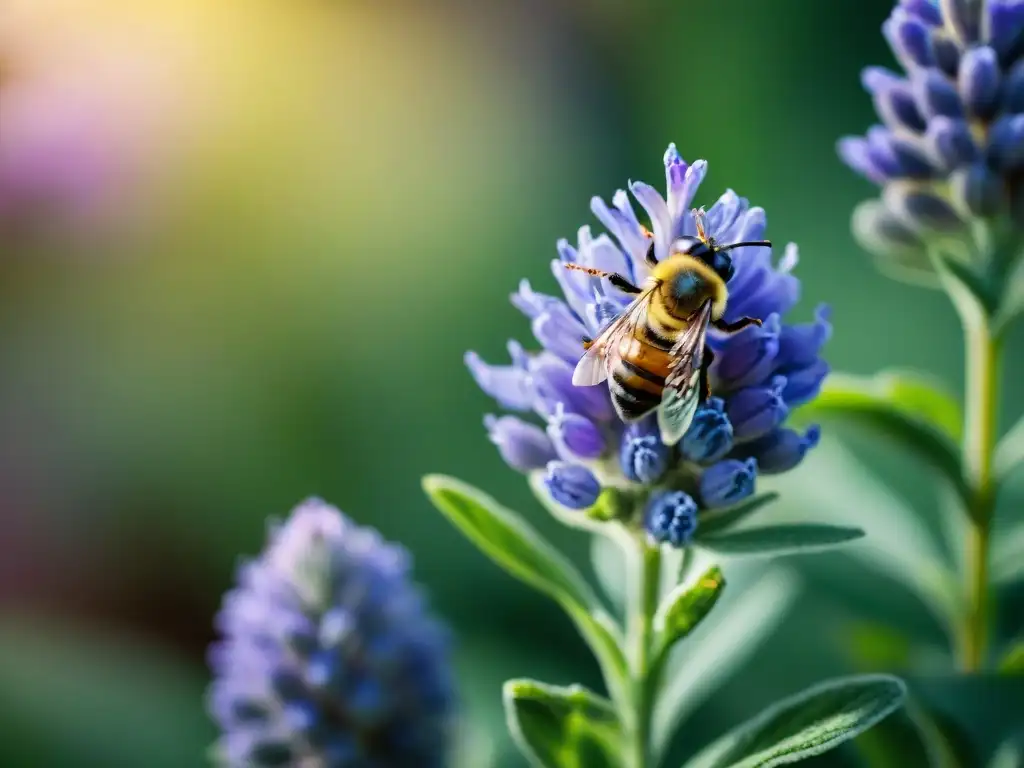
[608,274,643,294]
[581,336,593,350]
[713,316,762,334]
[563,263,642,294]
[699,347,715,402]
[645,239,658,267]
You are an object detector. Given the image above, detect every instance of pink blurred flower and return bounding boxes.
[0,0,195,238]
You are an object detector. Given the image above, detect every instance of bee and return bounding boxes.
[566,209,770,445]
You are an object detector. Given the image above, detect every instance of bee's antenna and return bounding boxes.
[719,240,772,253]
[563,263,616,278]
[563,263,642,295]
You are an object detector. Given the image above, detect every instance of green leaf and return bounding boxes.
[906,701,979,768]
[994,249,1024,334]
[697,524,864,557]
[652,563,799,762]
[802,369,963,442]
[696,493,780,538]
[851,704,975,768]
[503,679,623,768]
[683,674,907,768]
[760,435,963,626]
[794,369,968,502]
[654,566,725,658]
[424,475,596,605]
[910,674,1024,751]
[992,525,1024,585]
[591,534,627,613]
[998,641,1024,674]
[930,246,1001,317]
[990,734,1024,768]
[995,414,1024,484]
[423,475,629,704]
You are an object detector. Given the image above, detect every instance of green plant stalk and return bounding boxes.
[626,538,662,768]
[958,313,1001,672]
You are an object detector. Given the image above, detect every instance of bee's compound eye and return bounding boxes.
[713,252,735,282]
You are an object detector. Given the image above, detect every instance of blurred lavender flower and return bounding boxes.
[839,0,1024,276]
[208,499,454,768]
[466,144,829,545]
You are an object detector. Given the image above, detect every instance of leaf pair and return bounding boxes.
[425,475,907,768]
[532,479,866,560]
[504,673,906,768]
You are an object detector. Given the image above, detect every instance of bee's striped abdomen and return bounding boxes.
[608,329,676,422]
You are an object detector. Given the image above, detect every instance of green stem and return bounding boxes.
[627,539,662,768]
[958,314,1000,672]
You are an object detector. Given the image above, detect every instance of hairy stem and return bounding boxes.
[627,539,662,768]
[959,314,1000,671]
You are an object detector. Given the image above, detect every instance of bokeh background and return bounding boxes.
[2,0,1023,765]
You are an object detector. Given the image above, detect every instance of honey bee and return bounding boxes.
[566,209,770,445]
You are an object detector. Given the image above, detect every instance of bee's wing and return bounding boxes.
[658,300,713,446]
[571,288,656,387]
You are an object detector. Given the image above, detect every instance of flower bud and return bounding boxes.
[699,458,758,509]
[950,162,1003,217]
[884,10,934,69]
[681,398,734,464]
[726,376,790,442]
[742,426,821,474]
[883,184,964,232]
[543,461,601,510]
[852,199,926,258]
[958,46,1001,119]
[547,403,606,460]
[619,419,671,484]
[912,68,963,119]
[645,491,699,548]
[863,68,927,132]
[484,415,557,472]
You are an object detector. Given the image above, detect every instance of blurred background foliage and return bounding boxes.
[0,0,1022,765]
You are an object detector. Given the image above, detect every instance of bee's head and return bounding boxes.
[670,236,736,283]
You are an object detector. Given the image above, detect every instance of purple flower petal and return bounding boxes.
[485,414,558,472]
[711,313,782,391]
[547,403,606,460]
[699,457,758,509]
[726,375,790,441]
[740,426,821,474]
[465,347,533,411]
[775,304,833,370]
[544,461,601,509]
[529,353,614,422]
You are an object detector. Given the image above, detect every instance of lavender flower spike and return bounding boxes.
[467,144,829,533]
[840,0,1024,278]
[208,499,454,768]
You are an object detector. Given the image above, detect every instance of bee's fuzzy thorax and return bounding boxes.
[652,254,728,320]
